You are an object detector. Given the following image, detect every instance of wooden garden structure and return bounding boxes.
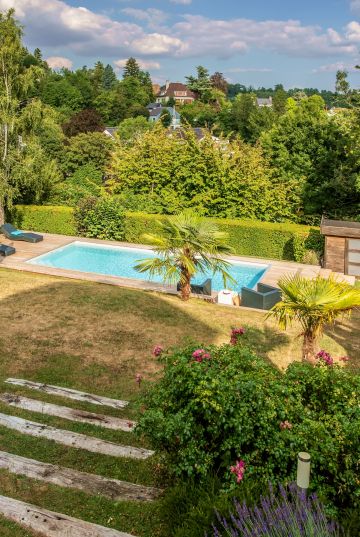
[321,218,360,276]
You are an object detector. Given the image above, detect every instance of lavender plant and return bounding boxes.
[211,483,340,537]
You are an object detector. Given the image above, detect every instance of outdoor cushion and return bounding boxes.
[241,283,282,310]
[0,244,16,256]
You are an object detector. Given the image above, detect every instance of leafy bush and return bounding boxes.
[48,164,103,206]
[108,124,297,222]
[74,196,125,240]
[62,132,113,176]
[10,205,75,235]
[137,339,360,509]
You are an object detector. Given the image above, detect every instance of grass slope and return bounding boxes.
[0,268,358,536]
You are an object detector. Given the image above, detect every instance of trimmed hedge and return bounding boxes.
[125,212,323,262]
[10,205,76,236]
[10,206,323,262]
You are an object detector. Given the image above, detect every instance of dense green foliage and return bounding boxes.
[49,164,103,206]
[74,196,125,240]
[261,96,360,220]
[109,125,295,221]
[137,339,360,510]
[61,132,113,176]
[11,205,323,262]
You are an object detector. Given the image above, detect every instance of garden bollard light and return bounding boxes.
[297,452,311,490]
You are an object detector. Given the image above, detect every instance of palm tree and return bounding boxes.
[267,274,360,363]
[134,212,235,301]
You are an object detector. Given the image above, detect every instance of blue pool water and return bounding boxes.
[28,242,269,293]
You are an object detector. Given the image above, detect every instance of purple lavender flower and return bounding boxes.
[211,483,340,536]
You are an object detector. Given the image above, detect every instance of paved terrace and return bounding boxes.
[0,232,351,295]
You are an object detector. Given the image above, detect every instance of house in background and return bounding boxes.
[147,103,181,128]
[104,127,118,139]
[257,97,273,107]
[156,81,196,105]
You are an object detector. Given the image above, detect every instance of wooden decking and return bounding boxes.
[0,231,349,294]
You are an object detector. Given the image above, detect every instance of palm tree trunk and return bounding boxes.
[302,332,318,364]
[180,270,191,301]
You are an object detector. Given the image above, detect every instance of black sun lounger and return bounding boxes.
[1,223,43,243]
[0,244,15,256]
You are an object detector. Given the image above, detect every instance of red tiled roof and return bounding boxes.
[158,82,196,99]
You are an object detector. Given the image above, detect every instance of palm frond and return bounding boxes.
[267,274,360,334]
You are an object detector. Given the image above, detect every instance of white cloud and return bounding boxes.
[46,55,73,70]
[121,8,168,29]
[172,15,359,59]
[313,61,359,73]
[114,58,161,71]
[131,33,186,55]
[0,0,185,56]
[0,0,359,65]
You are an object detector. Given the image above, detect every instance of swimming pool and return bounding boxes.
[28,242,269,293]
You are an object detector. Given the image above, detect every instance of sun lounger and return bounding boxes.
[1,223,43,243]
[0,244,16,256]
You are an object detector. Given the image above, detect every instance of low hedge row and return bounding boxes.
[10,205,323,262]
[10,205,76,236]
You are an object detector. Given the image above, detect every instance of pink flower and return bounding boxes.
[192,349,211,362]
[230,327,245,345]
[316,350,334,366]
[135,373,143,387]
[280,420,293,430]
[152,345,163,357]
[230,460,245,483]
[339,356,349,362]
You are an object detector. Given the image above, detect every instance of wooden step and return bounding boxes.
[0,451,161,502]
[0,394,136,432]
[0,413,154,460]
[5,379,128,409]
[0,494,137,536]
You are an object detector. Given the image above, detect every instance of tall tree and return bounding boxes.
[273,84,288,115]
[210,72,228,95]
[123,58,141,79]
[335,70,350,98]
[186,66,212,102]
[0,9,57,223]
[91,61,105,94]
[103,64,117,90]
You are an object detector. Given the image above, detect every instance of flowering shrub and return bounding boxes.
[230,460,246,484]
[211,483,340,536]
[230,327,245,345]
[192,349,211,362]
[137,342,360,510]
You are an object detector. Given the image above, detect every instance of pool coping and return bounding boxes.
[0,232,322,297]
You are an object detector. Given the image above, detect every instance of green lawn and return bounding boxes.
[0,268,358,536]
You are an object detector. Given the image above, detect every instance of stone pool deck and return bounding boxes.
[0,232,353,296]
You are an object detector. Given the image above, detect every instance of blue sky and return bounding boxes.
[2,0,360,89]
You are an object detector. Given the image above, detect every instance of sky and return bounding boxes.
[1,0,360,89]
